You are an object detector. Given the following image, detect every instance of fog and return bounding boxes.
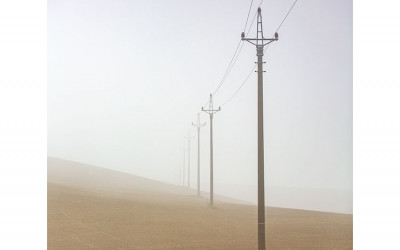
[48,0,352,213]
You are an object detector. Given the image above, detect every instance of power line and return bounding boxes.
[243,0,254,32]
[219,43,268,108]
[276,0,299,32]
[212,39,243,95]
[213,41,245,97]
[221,64,255,107]
[262,0,299,57]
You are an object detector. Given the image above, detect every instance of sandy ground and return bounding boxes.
[48,158,352,249]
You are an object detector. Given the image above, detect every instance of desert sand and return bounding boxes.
[48,157,352,249]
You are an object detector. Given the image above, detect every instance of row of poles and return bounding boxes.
[182,93,220,206]
[181,8,278,250]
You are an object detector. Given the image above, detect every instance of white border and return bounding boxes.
[0,0,47,249]
[354,0,400,248]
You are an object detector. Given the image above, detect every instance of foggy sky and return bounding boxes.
[48,0,352,211]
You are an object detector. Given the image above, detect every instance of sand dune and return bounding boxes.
[48,157,250,204]
[48,157,352,249]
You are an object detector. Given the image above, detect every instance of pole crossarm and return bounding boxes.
[201,109,221,114]
[192,113,206,128]
[241,7,279,48]
[184,129,195,140]
[201,94,221,115]
[242,38,276,41]
[241,39,276,46]
[192,122,206,127]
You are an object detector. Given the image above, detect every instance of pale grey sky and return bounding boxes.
[48,0,352,212]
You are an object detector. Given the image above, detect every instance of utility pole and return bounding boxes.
[183,138,186,186]
[178,158,181,186]
[241,7,278,250]
[185,130,195,188]
[202,94,221,207]
[192,113,206,196]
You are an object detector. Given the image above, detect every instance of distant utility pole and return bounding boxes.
[241,7,278,250]
[185,131,195,188]
[202,94,221,207]
[192,113,206,196]
[178,158,181,186]
[183,138,186,187]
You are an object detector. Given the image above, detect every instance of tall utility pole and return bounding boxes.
[202,94,221,207]
[192,113,206,196]
[185,131,195,188]
[241,7,278,250]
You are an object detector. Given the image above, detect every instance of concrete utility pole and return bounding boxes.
[202,94,221,207]
[183,138,186,187]
[192,113,206,196]
[185,131,195,188]
[178,157,182,186]
[241,7,278,250]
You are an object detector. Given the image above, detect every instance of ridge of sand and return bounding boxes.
[48,157,251,205]
[48,157,353,249]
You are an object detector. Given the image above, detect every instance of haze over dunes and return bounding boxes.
[48,158,352,249]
